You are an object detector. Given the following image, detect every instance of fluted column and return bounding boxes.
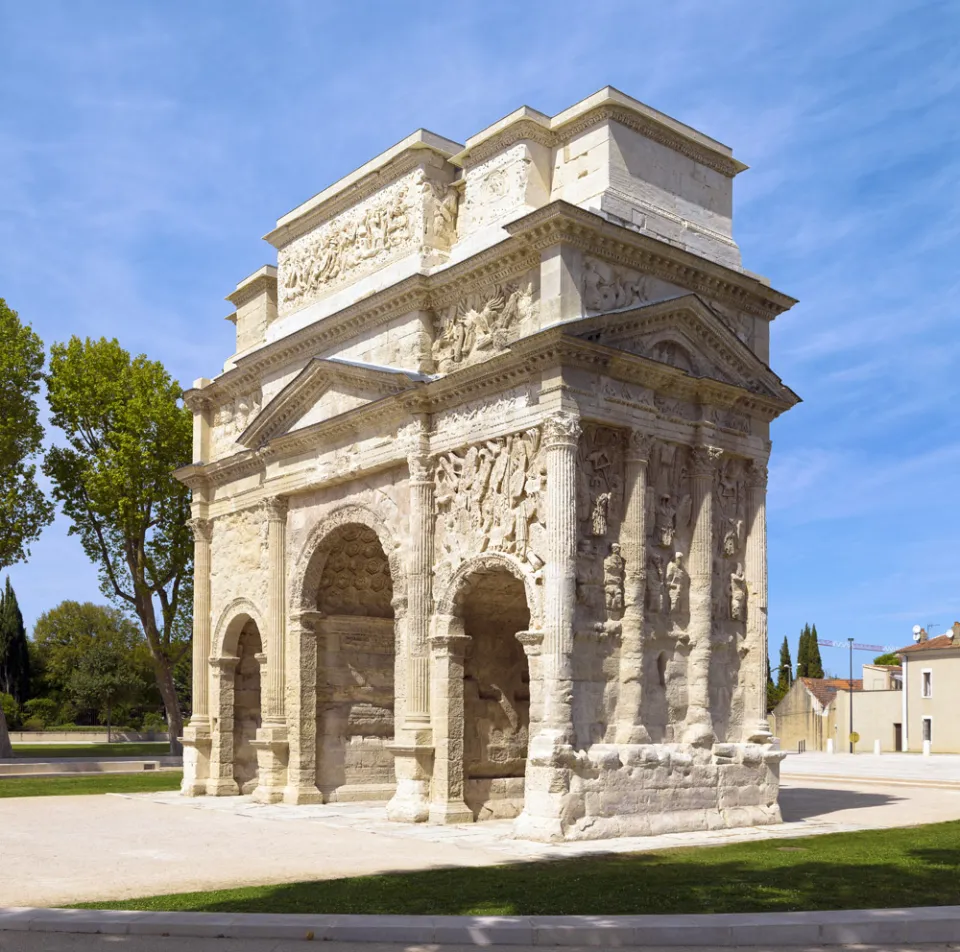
[404,454,434,729]
[745,459,772,743]
[683,444,722,747]
[181,516,213,796]
[386,450,435,823]
[540,412,581,743]
[616,431,652,744]
[252,495,289,803]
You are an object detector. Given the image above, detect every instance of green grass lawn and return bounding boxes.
[79,819,960,916]
[12,742,172,759]
[0,771,182,798]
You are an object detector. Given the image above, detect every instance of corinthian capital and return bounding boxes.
[407,454,434,484]
[261,495,288,523]
[542,412,581,448]
[187,517,213,544]
[689,444,724,477]
[625,429,654,462]
[746,458,769,489]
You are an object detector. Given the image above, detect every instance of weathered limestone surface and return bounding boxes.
[178,87,799,840]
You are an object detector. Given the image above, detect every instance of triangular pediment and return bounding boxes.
[237,358,427,449]
[565,294,792,402]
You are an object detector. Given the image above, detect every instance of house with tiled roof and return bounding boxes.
[769,677,860,752]
[894,623,960,753]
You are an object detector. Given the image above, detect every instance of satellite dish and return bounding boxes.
[913,625,922,634]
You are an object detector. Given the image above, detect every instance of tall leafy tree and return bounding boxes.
[808,623,824,678]
[67,640,144,741]
[777,635,793,691]
[0,578,30,704]
[0,299,53,570]
[44,338,193,753]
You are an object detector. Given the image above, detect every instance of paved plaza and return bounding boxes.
[6,759,960,909]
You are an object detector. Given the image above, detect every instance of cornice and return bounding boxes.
[454,118,556,169]
[505,202,796,320]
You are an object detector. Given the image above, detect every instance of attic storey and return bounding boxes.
[177,87,798,841]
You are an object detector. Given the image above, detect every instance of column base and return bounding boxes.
[615,723,652,745]
[283,785,324,805]
[386,742,434,823]
[681,708,716,748]
[251,725,289,804]
[206,778,240,797]
[429,800,474,825]
[180,721,212,797]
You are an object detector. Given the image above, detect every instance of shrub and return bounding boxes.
[22,698,57,727]
[141,712,166,732]
[0,693,19,730]
[20,717,45,732]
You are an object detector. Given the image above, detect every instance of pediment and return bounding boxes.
[566,294,792,402]
[237,358,427,448]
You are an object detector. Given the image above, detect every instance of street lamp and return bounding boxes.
[848,636,855,753]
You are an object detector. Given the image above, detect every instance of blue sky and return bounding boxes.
[1,1,957,677]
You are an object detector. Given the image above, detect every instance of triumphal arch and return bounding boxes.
[178,88,799,840]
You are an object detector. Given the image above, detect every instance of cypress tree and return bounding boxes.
[777,636,793,691]
[796,623,811,678]
[0,578,30,704]
[808,624,824,678]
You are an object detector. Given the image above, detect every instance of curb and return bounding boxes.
[1,906,959,946]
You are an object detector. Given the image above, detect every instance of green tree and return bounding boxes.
[43,338,193,753]
[873,652,901,666]
[0,702,11,758]
[796,623,811,678]
[777,635,793,691]
[808,624,824,678]
[67,641,144,741]
[0,299,53,570]
[0,578,30,704]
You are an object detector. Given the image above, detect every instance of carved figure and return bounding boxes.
[655,494,678,548]
[730,562,747,622]
[591,492,612,537]
[665,552,689,616]
[582,257,651,313]
[603,543,625,613]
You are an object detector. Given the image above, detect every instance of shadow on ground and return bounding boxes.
[778,784,903,822]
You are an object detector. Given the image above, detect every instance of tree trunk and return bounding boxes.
[0,705,12,758]
[154,656,184,755]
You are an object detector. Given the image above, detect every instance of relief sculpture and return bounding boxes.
[280,180,416,309]
[432,280,537,373]
[212,390,262,456]
[434,428,546,590]
[714,456,748,627]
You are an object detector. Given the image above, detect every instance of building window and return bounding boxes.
[922,670,932,698]
[922,717,932,743]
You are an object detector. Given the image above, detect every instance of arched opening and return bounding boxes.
[233,620,262,794]
[459,568,531,821]
[657,652,667,688]
[314,523,396,801]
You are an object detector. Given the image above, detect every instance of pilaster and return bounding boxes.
[427,627,473,825]
[206,656,239,797]
[616,431,653,744]
[284,610,324,803]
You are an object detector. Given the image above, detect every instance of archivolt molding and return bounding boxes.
[435,551,542,629]
[290,503,406,616]
[213,597,267,659]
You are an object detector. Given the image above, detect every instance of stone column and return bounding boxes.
[682,443,723,747]
[206,656,239,796]
[181,516,213,796]
[616,431,653,745]
[427,626,473,825]
[252,496,289,804]
[536,412,581,748]
[744,459,772,743]
[283,609,324,803]
[516,631,545,735]
[387,451,435,823]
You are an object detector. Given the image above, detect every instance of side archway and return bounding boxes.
[436,551,542,629]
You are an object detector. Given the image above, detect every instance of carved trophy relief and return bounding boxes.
[279,178,418,310]
[433,428,546,591]
[212,390,262,456]
[603,543,625,614]
[582,257,652,313]
[431,279,537,373]
[434,386,537,433]
[713,456,749,628]
[422,177,459,247]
